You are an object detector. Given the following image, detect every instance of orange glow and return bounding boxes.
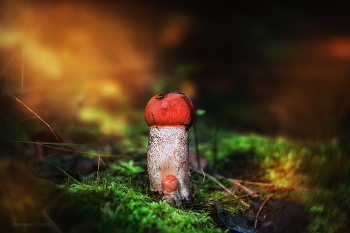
[0,2,158,135]
[159,14,192,48]
[257,38,350,137]
[328,38,350,59]
[180,80,196,99]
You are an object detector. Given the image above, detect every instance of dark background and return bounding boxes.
[1,0,350,140]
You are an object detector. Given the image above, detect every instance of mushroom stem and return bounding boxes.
[147,127,193,203]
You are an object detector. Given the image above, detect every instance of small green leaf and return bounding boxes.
[196,109,206,116]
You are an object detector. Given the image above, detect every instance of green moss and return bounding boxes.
[0,161,225,233]
[53,179,224,233]
[196,132,350,233]
[108,160,143,176]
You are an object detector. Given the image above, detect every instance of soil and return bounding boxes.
[249,197,309,233]
[210,152,309,233]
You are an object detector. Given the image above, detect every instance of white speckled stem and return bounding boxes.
[147,127,194,204]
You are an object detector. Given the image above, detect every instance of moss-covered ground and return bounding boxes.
[1,121,350,233]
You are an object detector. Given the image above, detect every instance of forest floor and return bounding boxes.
[1,117,350,233]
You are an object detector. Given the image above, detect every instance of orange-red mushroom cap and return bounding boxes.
[145,92,196,130]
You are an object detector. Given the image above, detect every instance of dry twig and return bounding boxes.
[190,168,206,187]
[192,169,250,208]
[9,93,82,177]
[221,187,288,203]
[12,135,110,157]
[254,188,292,228]
[231,179,350,198]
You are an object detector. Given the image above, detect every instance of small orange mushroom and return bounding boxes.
[161,175,178,193]
[145,92,195,204]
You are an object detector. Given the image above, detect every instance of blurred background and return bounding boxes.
[1,0,350,140]
[2,2,350,232]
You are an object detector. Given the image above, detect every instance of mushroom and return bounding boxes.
[144,91,196,204]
